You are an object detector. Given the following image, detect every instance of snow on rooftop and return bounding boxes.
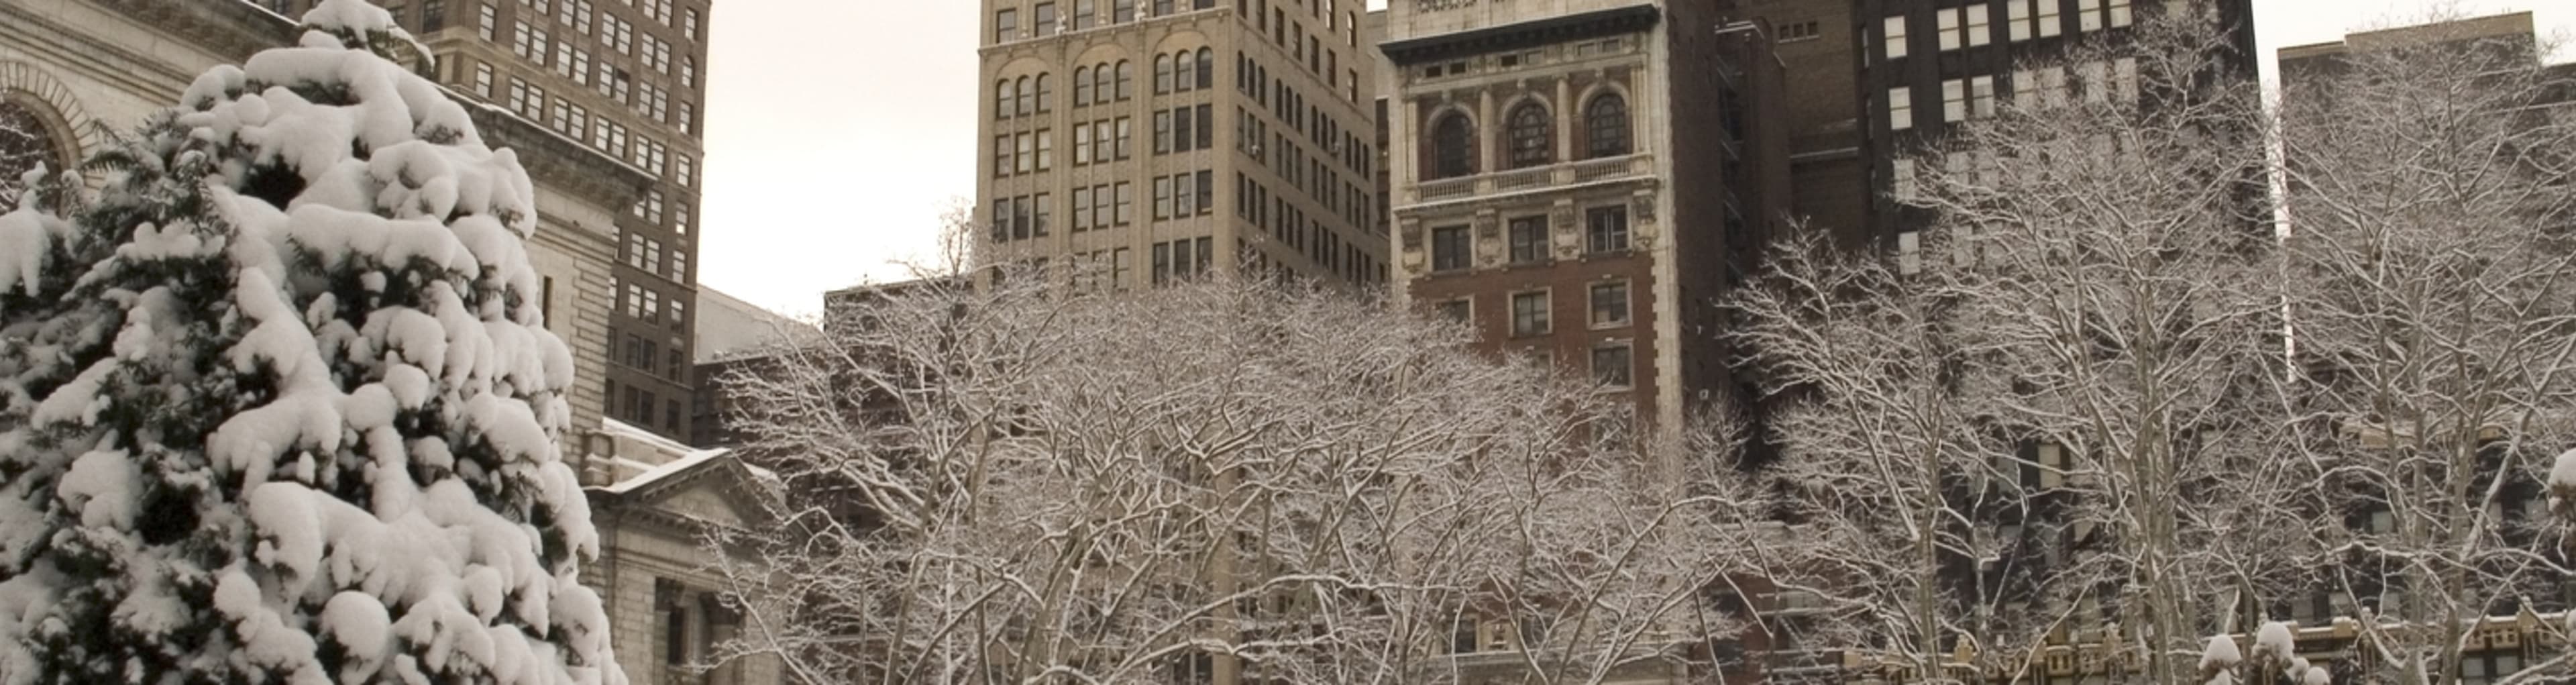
[598,445,732,494]
[694,286,819,365]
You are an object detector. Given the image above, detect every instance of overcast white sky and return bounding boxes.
[695,0,2573,316]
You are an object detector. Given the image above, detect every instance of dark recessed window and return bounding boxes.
[1507,215,1548,264]
[1507,103,1553,168]
[1511,291,1550,337]
[1585,93,1630,158]
[1431,225,1470,272]
[1592,344,1633,387]
[1587,206,1629,254]
[1431,113,1476,179]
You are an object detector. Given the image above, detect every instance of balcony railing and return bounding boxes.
[1405,154,1652,206]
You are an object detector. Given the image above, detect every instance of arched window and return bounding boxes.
[1093,63,1112,104]
[1034,74,1053,113]
[1585,93,1631,158]
[1195,48,1215,90]
[1014,76,1032,116]
[1506,102,1553,168]
[0,99,66,208]
[1154,54,1173,94]
[1174,52,1196,93]
[1430,112,1476,180]
[995,79,1016,119]
[1073,66,1091,106]
[1115,60,1134,100]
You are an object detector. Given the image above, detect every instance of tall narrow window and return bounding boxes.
[1074,0,1095,29]
[1430,113,1475,179]
[1155,54,1175,94]
[1196,48,1216,90]
[1507,216,1548,264]
[1116,60,1134,100]
[1035,74,1054,113]
[1966,5,1991,47]
[1015,76,1033,116]
[1938,8,1962,51]
[2010,0,2033,41]
[1585,93,1629,158]
[995,8,1019,42]
[1074,66,1091,106]
[1884,15,1909,60]
[1888,87,1914,130]
[1586,206,1629,254]
[1034,2,1058,36]
[2037,0,2063,37]
[1507,103,1552,168]
[1943,78,1967,122]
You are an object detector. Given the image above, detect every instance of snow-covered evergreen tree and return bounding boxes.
[0,3,621,685]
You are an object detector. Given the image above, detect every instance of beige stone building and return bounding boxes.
[0,4,766,685]
[577,420,785,685]
[977,0,1387,290]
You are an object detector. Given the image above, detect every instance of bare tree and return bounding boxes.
[703,270,1757,685]
[2277,16,2576,685]
[1739,7,2314,684]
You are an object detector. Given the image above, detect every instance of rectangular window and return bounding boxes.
[1012,195,1032,240]
[991,199,1012,240]
[1970,76,1995,118]
[1889,87,1913,130]
[2039,0,2063,36]
[2010,0,2033,41]
[1195,103,1213,150]
[1431,225,1469,272]
[1434,299,1470,324]
[1585,206,1629,254]
[478,3,497,39]
[1884,15,1907,60]
[1173,173,1196,216]
[1943,78,1967,122]
[1073,122,1093,164]
[1173,107,1193,152]
[1507,216,1548,264]
[2078,0,2101,32]
[1114,182,1134,224]
[1591,344,1632,387]
[1155,110,1173,154]
[474,62,494,97]
[1893,158,1919,203]
[1590,282,1630,327]
[1153,176,1173,219]
[1036,129,1055,170]
[1967,4,1991,46]
[1193,170,1213,215]
[1509,291,1550,337]
[1034,2,1058,36]
[1033,193,1052,236]
[995,8,1018,42]
[1074,0,1095,29]
[1015,133,1034,173]
[1072,187,1092,229]
[2108,0,2132,28]
[1152,242,1172,284]
[1114,117,1133,159]
[2114,57,2140,103]
[1937,9,1960,51]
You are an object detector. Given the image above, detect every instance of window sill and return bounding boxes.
[1590,320,1631,331]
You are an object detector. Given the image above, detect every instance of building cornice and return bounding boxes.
[467,105,653,215]
[1379,5,1661,67]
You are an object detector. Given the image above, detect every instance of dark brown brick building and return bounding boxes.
[1379,1,1794,435]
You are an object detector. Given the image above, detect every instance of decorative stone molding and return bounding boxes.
[0,60,109,171]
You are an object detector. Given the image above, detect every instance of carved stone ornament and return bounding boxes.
[1631,195,1657,223]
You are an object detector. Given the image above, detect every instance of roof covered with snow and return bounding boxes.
[693,286,819,364]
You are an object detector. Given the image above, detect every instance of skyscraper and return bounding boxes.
[977,0,1386,291]
[255,0,714,441]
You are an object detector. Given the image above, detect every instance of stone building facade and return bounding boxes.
[0,4,755,685]
[1379,0,1793,435]
[976,0,1387,290]
[578,421,786,685]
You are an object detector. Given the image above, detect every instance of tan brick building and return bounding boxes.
[977,0,1387,290]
